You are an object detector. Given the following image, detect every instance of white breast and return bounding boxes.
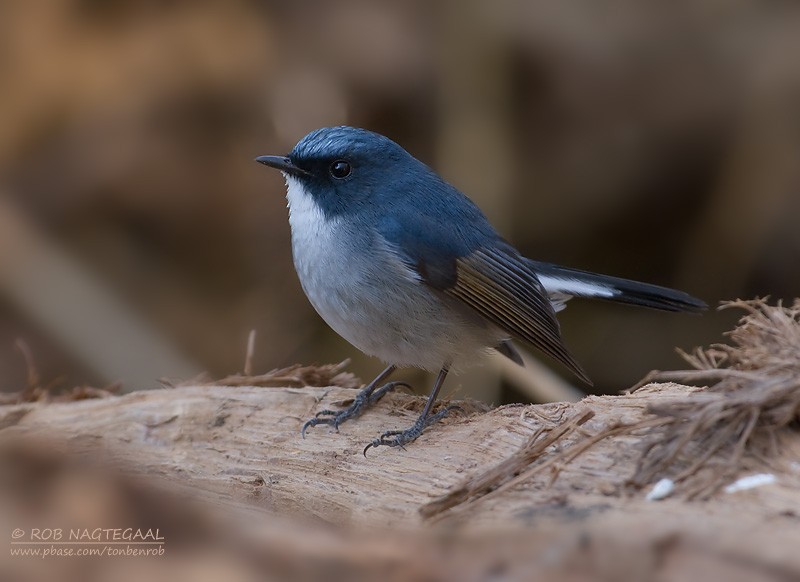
[285,175,358,295]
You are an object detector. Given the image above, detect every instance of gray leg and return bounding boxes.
[363,365,462,455]
[301,365,401,437]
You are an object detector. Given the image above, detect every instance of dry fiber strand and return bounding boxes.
[628,298,800,498]
[423,298,800,517]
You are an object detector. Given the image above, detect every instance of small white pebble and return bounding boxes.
[646,478,675,501]
[724,473,776,494]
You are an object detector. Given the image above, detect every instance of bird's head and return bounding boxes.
[256,126,422,217]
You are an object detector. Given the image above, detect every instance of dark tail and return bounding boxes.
[529,260,707,313]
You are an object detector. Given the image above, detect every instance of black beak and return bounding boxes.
[255,155,310,178]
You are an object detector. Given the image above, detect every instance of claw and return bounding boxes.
[362,405,463,455]
[300,417,320,439]
[301,412,345,438]
[300,379,406,438]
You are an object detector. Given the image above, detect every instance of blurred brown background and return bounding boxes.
[1,0,798,400]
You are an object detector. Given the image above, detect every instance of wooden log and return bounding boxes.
[1,380,799,580]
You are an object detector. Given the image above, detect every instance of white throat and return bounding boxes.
[283,174,343,278]
[284,175,329,235]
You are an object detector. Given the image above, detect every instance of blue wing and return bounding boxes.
[377,191,590,384]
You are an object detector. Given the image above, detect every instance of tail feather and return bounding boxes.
[529,261,707,313]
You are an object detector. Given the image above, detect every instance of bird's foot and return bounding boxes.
[301,381,409,437]
[363,405,463,455]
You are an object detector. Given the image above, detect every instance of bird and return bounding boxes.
[255,126,706,453]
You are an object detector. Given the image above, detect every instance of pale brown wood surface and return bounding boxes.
[1,380,799,581]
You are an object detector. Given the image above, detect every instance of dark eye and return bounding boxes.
[329,160,351,179]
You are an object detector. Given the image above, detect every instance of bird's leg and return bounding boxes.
[301,364,404,437]
[363,365,461,454]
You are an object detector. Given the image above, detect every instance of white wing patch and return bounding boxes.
[538,274,617,311]
[537,274,617,298]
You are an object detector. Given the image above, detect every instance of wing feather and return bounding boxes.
[377,211,590,384]
[447,248,591,384]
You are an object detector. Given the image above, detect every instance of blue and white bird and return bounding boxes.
[256,126,705,453]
